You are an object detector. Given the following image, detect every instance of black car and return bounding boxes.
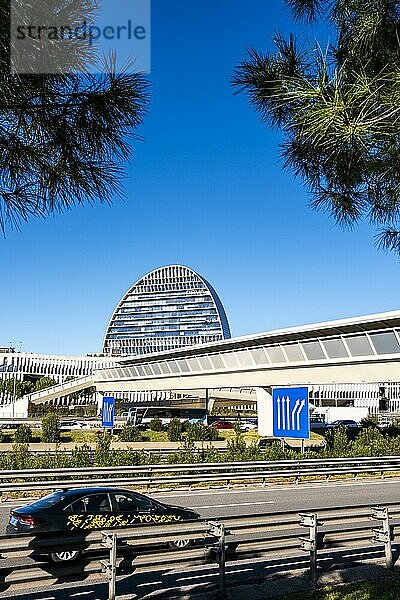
[325,419,359,429]
[7,487,200,562]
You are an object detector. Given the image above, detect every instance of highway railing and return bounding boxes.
[0,455,400,493]
[0,502,399,599]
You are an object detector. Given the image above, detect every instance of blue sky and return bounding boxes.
[1,0,400,356]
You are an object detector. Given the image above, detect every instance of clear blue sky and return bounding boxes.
[1,0,399,356]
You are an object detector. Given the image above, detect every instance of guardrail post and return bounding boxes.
[101,532,117,600]
[299,512,319,584]
[208,521,227,599]
[370,506,393,570]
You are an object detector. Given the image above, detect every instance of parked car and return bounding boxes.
[239,420,258,431]
[59,421,93,431]
[210,420,234,430]
[325,419,359,429]
[310,416,327,432]
[6,487,200,562]
[258,438,278,450]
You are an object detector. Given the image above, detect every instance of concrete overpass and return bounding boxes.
[93,310,400,391]
[24,310,400,429]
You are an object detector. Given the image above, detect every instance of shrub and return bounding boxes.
[324,426,352,457]
[14,424,32,444]
[167,418,183,442]
[186,423,219,442]
[8,443,34,470]
[41,413,61,443]
[119,424,143,442]
[149,418,164,432]
[352,427,388,457]
[70,443,92,468]
[95,432,113,466]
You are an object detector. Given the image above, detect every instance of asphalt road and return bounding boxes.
[1,479,399,599]
[1,477,400,530]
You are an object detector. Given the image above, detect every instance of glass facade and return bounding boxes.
[102,265,231,356]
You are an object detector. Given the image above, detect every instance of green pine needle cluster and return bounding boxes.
[233,0,400,254]
[0,0,150,232]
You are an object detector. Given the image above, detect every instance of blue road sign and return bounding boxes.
[102,396,115,428]
[272,387,309,439]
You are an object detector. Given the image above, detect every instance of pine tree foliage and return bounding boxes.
[233,0,400,253]
[0,0,150,231]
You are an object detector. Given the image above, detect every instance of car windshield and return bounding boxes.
[25,491,65,510]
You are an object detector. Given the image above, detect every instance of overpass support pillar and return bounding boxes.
[96,391,103,416]
[256,387,273,437]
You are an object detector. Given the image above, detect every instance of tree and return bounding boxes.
[119,423,143,442]
[149,418,164,432]
[14,424,32,443]
[233,0,400,253]
[0,0,149,232]
[167,418,183,442]
[35,377,57,392]
[41,412,61,443]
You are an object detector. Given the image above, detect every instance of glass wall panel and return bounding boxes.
[301,341,325,360]
[143,365,153,376]
[159,362,171,375]
[222,353,239,368]
[266,346,286,364]
[209,354,224,369]
[370,332,400,355]
[282,344,304,362]
[150,363,161,375]
[135,365,145,377]
[187,357,201,371]
[128,367,138,377]
[323,338,348,359]
[249,348,268,365]
[345,335,373,357]
[177,359,190,372]
[167,361,180,373]
[198,356,212,370]
[236,350,254,367]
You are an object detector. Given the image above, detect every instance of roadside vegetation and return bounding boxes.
[0,419,399,471]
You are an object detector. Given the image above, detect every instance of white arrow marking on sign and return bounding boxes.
[277,397,281,430]
[291,399,301,430]
[294,399,306,430]
[286,396,290,431]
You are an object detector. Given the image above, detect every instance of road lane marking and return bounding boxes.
[189,501,274,509]
[153,478,400,499]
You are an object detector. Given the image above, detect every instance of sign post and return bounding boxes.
[102,396,115,432]
[272,387,309,440]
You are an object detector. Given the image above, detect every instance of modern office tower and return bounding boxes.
[102,265,231,356]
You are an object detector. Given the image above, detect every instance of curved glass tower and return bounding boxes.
[102,265,231,356]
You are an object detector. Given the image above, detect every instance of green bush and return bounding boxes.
[14,424,32,444]
[41,413,61,443]
[94,433,113,466]
[119,424,143,442]
[149,418,164,432]
[186,423,219,442]
[167,418,183,442]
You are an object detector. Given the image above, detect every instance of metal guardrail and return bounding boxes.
[0,455,400,493]
[0,502,399,598]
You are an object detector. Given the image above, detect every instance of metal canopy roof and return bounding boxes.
[115,310,400,365]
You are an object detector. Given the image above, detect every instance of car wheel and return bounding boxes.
[168,538,191,550]
[49,550,80,562]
